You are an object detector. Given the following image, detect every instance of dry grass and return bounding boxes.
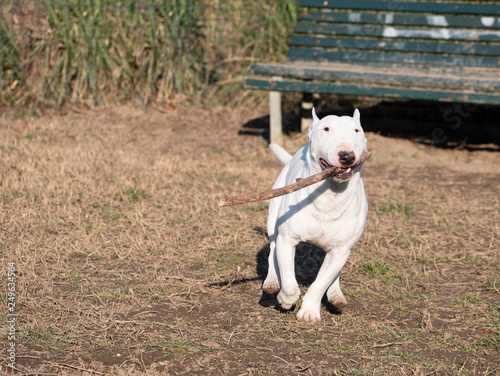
[0,105,499,375]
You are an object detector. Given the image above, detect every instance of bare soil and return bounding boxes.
[0,102,499,375]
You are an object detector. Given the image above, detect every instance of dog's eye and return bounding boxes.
[323,127,330,132]
[355,129,360,133]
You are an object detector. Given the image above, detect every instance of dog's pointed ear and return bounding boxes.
[312,107,320,125]
[307,108,320,140]
[353,109,361,123]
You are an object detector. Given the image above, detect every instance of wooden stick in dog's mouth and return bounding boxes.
[218,150,371,207]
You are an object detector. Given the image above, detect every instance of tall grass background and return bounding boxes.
[0,0,298,109]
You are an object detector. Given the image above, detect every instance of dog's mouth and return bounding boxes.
[319,158,354,183]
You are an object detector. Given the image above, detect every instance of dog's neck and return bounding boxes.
[305,148,364,216]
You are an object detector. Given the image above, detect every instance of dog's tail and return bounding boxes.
[269,143,293,166]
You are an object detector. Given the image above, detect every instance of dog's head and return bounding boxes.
[307,108,367,183]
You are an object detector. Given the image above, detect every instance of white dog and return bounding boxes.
[264,108,368,322]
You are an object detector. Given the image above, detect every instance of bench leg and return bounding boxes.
[269,77,283,145]
[301,92,313,133]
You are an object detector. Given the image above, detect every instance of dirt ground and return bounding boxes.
[0,101,499,375]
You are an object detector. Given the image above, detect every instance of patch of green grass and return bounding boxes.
[106,289,123,299]
[433,255,451,263]
[118,187,151,202]
[301,342,338,353]
[210,172,248,186]
[416,362,460,375]
[438,335,472,353]
[146,246,168,255]
[444,225,465,236]
[462,254,482,266]
[50,199,70,206]
[11,190,23,198]
[342,287,359,299]
[145,321,166,329]
[100,208,124,220]
[418,254,460,265]
[91,292,101,302]
[404,293,431,302]
[204,246,247,271]
[53,270,85,287]
[90,201,100,208]
[388,328,414,343]
[359,259,391,279]
[301,340,364,354]
[393,350,412,358]
[210,229,230,237]
[474,302,500,351]
[145,338,199,356]
[485,278,500,294]
[396,233,422,246]
[452,293,487,307]
[477,331,500,351]
[391,302,412,313]
[1,190,23,204]
[22,326,75,350]
[377,200,413,218]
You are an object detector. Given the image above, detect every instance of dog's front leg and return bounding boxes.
[276,235,300,310]
[297,247,350,322]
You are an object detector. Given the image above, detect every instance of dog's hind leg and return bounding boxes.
[326,272,347,309]
[263,199,281,294]
[262,235,280,294]
[276,235,301,310]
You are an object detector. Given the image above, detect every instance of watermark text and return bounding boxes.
[7,262,17,369]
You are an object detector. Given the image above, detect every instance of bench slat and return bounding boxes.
[294,22,500,42]
[245,78,500,105]
[290,35,500,57]
[300,12,500,29]
[245,0,500,138]
[300,0,500,16]
[250,63,500,92]
[287,48,500,68]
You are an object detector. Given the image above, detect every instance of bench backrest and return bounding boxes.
[290,0,500,67]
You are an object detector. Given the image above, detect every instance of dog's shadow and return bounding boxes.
[256,242,342,315]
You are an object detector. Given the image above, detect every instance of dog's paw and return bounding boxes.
[297,307,321,322]
[327,295,347,310]
[262,281,280,294]
[277,288,300,310]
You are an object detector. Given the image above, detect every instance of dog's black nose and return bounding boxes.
[338,150,355,166]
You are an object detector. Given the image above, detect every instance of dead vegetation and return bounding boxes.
[0,105,499,375]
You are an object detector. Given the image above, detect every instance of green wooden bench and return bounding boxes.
[245,0,500,144]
